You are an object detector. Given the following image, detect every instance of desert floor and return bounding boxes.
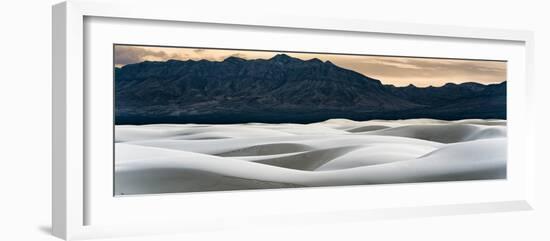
[114,119,507,195]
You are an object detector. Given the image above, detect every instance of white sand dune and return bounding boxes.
[363,124,507,143]
[115,119,507,195]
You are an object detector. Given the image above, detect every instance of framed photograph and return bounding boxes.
[113,44,509,195]
[52,0,535,240]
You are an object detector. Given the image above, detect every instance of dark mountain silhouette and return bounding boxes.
[384,81,506,120]
[114,54,506,124]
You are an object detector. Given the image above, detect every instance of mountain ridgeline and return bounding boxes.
[115,54,506,124]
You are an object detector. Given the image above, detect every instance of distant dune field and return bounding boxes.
[114,119,507,195]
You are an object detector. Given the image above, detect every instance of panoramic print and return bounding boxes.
[114,44,507,195]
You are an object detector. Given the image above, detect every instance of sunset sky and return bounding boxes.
[114,45,507,87]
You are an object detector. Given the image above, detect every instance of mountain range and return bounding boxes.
[114,54,506,124]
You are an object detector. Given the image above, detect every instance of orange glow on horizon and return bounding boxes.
[115,45,506,87]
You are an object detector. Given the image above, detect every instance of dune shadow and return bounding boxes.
[215,143,313,157]
[254,146,362,171]
[346,125,390,133]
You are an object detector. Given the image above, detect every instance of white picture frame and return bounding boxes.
[52,0,536,240]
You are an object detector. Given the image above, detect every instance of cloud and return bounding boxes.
[334,56,506,86]
[114,46,190,66]
[360,58,423,70]
[229,53,247,59]
[114,46,258,66]
[115,46,162,66]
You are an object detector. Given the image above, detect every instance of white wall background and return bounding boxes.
[0,0,548,240]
